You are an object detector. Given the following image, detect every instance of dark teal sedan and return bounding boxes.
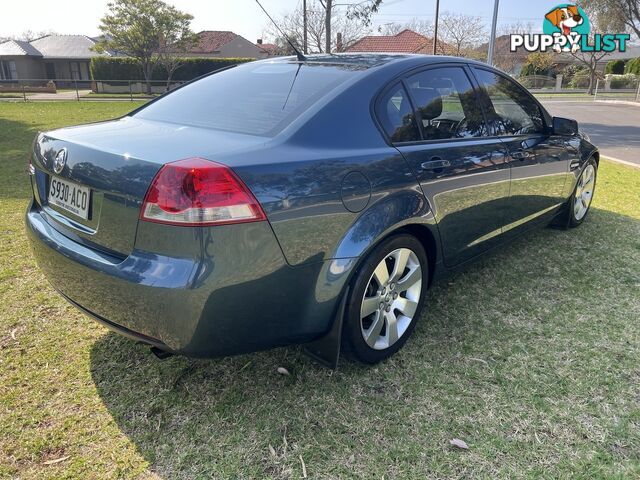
[26,54,599,367]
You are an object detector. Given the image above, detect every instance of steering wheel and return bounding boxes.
[454,116,468,136]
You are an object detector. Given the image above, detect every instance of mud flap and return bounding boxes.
[302,286,349,369]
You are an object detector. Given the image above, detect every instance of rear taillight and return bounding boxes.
[140,157,266,226]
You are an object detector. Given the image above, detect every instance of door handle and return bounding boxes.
[421,157,451,171]
[511,149,532,160]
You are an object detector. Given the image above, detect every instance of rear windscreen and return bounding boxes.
[134,62,357,136]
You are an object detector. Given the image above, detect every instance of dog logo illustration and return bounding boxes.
[510,4,628,55]
[543,4,590,52]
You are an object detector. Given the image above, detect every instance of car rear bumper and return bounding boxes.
[26,200,350,357]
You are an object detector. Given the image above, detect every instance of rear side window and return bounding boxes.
[376,83,420,143]
[134,62,356,136]
[473,68,545,135]
[406,67,487,141]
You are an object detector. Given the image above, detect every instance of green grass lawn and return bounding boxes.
[1,102,639,479]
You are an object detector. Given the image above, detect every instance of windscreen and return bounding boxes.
[134,62,358,136]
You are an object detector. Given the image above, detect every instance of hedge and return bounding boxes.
[605,59,625,74]
[624,57,640,75]
[609,73,639,89]
[90,57,255,81]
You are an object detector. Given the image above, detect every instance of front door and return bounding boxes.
[378,65,511,266]
[471,67,569,232]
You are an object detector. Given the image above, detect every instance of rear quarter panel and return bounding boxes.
[231,65,439,266]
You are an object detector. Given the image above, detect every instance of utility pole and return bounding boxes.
[487,0,500,65]
[432,0,440,55]
[325,0,332,53]
[303,0,308,54]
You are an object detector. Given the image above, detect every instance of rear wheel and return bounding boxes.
[342,234,428,364]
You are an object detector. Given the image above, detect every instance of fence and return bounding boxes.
[521,73,640,102]
[0,78,187,101]
[594,75,640,103]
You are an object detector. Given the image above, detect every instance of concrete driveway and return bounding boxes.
[541,101,640,166]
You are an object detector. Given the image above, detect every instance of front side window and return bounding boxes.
[406,67,487,141]
[376,83,420,143]
[473,68,545,136]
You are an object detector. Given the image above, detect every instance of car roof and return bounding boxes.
[265,53,489,70]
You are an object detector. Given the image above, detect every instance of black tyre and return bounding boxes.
[342,234,428,364]
[568,158,598,228]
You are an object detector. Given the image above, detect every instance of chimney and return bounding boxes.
[257,38,263,44]
[336,32,343,52]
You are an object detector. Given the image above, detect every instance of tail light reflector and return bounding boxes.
[140,158,266,226]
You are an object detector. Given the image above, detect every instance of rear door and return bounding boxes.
[377,65,511,266]
[471,67,569,231]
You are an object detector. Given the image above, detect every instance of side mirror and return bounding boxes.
[553,116,579,136]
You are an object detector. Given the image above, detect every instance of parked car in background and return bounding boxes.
[26,54,598,365]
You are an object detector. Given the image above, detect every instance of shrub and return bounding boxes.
[568,69,591,88]
[520,52,557,77]
[609,74,639,89]
[90,57,255,81]
[624,57,640,75]
[605,59,625,74]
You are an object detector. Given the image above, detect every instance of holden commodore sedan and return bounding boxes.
[26,54,598,366]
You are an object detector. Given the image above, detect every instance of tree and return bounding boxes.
[264,0,373,54]
[567,4,611,95]
[521,52,557,76]
[582,0,640,40]
[95,0,194,93]
[1,30,56,42]
[320,0,383,53]
[155,8,197,90]
[439,12,486,57]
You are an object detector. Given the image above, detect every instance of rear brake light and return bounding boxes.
[140,158,266,226]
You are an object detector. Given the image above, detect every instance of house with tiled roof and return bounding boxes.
[0,34,111,82]
[344,29,447,55]
[179,31,272,59]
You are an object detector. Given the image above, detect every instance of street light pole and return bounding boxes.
[432,0,440,55]
[303,0,308,54]
[487,0,500,65]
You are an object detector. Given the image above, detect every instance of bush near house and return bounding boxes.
[604,59,625,74]
[520,53,558,77]
[609,73,639,89]
[567,67,591,88]
[624,57,640,75]
[90,57,254,81]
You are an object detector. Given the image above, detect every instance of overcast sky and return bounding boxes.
[0,0,554,41]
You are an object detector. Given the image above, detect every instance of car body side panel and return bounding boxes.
[231,67,430,267]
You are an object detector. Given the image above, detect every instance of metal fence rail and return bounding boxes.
[594,76,640,103]
[0,78,187,101]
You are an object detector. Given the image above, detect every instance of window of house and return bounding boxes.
[70,62,80,80]
[0,61,18,80]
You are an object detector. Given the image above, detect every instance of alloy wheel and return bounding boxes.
[574,164,595,221]
[360,248,423,350]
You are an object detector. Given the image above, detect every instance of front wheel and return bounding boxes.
[342,234,428,364]
[568,159,598,227]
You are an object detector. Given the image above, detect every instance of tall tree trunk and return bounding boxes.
[143,63,153,95]
[325,0,332,54]
[587,64,596,95]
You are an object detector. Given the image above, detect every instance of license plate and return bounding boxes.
[49,176,90,220]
